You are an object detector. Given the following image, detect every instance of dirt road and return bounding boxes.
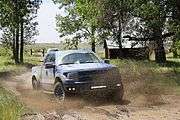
[1,71,180,120]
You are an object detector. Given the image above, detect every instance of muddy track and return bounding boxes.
[1,71,180,120]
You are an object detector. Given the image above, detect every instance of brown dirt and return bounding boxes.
[1,71,180,120]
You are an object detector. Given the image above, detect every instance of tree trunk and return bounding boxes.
[104,40,109,59]
[14,0,20,64]
[117,19,122,49]
[20,20,24,63]
[177,0,180,21]
[155,40,166,63]
[117,19,123,59]
[12,29,16,59]
[92,40,96,53]
[91,26,96,53]
[154,28,166,63]
[15,25,20,64]
[172,37,178,58]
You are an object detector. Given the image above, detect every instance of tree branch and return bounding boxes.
[123,32,175,41]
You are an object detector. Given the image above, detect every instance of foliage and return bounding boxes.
[0,21,39,46]
[0,0,41,64]
[55,0,103,52]
[76,0,102,27]
[63,38,79,50]
[134,0,174,30]
[97,0,134,47]
[0,46,11,57]
[0,28,13,49]
[55,6,83,49]
[131,0,179,63]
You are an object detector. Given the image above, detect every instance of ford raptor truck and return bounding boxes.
[32,50,123,101]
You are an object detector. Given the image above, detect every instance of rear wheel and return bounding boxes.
[54,82,65,101]
[32,77,40,90]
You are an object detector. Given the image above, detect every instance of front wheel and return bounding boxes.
[110,84,124,102]
[112,88,124,102]
[54,82,65,101]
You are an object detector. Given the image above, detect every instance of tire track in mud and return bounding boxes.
[1,71,180,120]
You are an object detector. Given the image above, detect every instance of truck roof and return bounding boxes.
[56,49,93,54]
[47,48,59,53]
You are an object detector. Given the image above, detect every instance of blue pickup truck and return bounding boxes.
[32,50,123,101]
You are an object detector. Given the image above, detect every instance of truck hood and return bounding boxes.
[57,63,115,73]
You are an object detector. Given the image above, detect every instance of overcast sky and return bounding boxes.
[35,0,62,43]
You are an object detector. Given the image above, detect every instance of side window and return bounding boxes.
[44,53,55,63]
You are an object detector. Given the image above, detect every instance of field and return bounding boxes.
[0,44,180,119]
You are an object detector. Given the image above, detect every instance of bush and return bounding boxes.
[0,47,12,57]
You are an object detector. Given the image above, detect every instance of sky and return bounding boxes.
[35,0,62,43]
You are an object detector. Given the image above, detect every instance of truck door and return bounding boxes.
[42,53,56,91]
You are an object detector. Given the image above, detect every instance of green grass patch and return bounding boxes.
[0,56,28,75]
[0,55,41,77]
[0,87,23,120]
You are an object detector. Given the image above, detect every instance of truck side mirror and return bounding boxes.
[104,59,110,64]
[45,62,55,69]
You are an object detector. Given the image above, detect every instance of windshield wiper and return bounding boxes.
[81,61,99,63]
[59,63,74,65]
[85,61,95,63]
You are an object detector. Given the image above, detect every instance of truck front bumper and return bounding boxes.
[63,80,122,93]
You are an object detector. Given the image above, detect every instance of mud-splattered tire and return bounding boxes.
[32,77,40,90]
[112,90,123,102]
[112,84,124,102]
[54,82,65,101]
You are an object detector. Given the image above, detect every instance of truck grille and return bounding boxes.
[78,68,120,84]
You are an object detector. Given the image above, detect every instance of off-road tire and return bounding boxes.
[112,84,124,102]
[54,82,65,101]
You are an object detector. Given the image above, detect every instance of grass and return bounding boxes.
[0,56,26,73]
[0,55,41,78]
[0,54,42,120]
[0,55,40,120]
[0,56,26,120]
[0,87,23,120]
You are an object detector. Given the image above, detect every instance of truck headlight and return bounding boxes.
[63,72,78,80]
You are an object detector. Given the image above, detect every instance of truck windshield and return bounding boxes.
[61,53,100,65]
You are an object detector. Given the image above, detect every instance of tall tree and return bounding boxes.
[19,0,41,63]
[76,0,103,52]
[99,0,134,48]
[55,0,101,52]
[132,0,177,63]
[0,0,41,64]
